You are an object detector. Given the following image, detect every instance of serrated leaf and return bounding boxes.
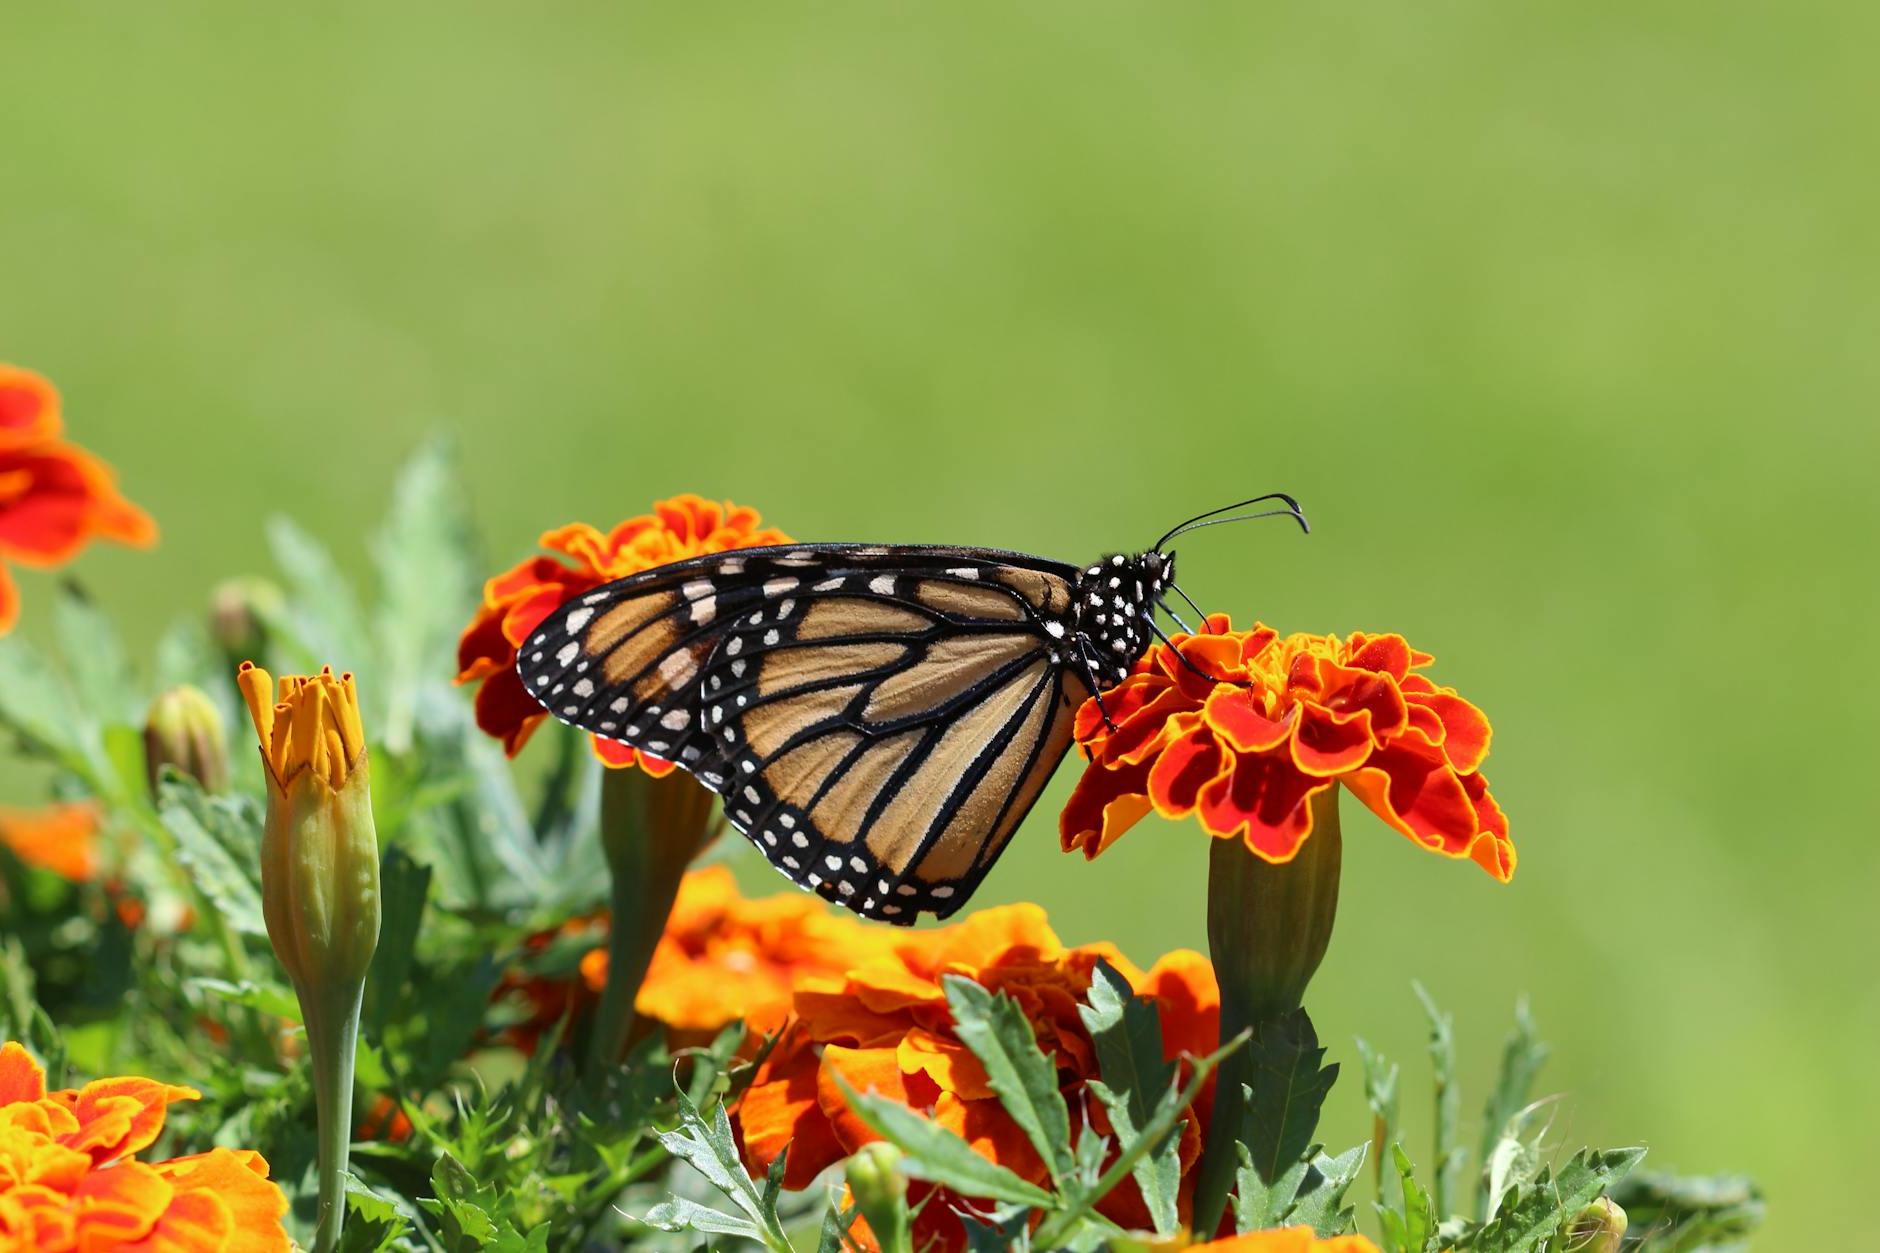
[1608,1170,1764,1250]
[267,516,370,676]
[1470,1147,1644,1253]
[0,636,94,775]
[835,1074,1054,1207]
[1286,1144,1367,1237]
[1234,1134,1311,1233]
[1078,958,1176,1130]
[159,781,267,936]
[642,1195,765,1240]
[372,439,477,754]
[1088,1078,1179,1234]
[1377,1144,1440,1253]
[1356,1037,1401,1211]
[1414,983,1464,1219]
[1478,999,1550,1214]
[655,1086,795,1251]
[52,584,135,729]
[944,975,1075,1188]
[336,1173,414,1253]
[1239,1007,1338,1195]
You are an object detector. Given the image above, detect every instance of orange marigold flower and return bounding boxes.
[0,1041,289,1252]
[1187,1229,1382,1252]
[0,365,157,637]
[736,905,1221,1250]
[1062,615,1513,881]
[456,494,790,771]
[0,803,101,882]
[497,867,890,1054]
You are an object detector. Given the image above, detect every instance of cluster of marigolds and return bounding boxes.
[1,364,1509,1252]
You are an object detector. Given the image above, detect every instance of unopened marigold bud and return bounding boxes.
[844,1142,911,1253]
[209,576,284,662]
[1554,1196,1627,1253]
[238,660,379,1253]
[144,684,230,795]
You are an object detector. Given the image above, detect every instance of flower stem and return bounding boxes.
[306,984,363,1253]
[586,767,716,1074]
[1191,787,1343,1236]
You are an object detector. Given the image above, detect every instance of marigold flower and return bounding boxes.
[0,1041,289,1251]
[736,904,1221,1249]
[1062,615,1513,880]
[1185,1229,1381,1252]
[0,803,100,882]
[498,867,892,1054]
[0,365,156,637]
[455,494,790,770]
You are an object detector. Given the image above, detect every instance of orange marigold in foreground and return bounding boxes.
[456,495,790,770]
[498,866,891,1053]
[1188,1229,1381,1252]
[737,905,1220,1250]
[1062,615,1513,880]
[0,1041,288,1252]
[0,803,100,882]
[0,365,156,636]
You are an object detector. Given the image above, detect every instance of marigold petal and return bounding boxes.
[73,1157,173,1240]
[1146,729,1229,817]
[145,1150,290,1252]
[1195,754,1328,863]
[816,1045,915,1155]
[1414,691,1493,774]
[1190,1227,1383,1252]
[54,1076,200,1164]
[0,444,156,563]
[1341,745,1481,859]
[1461,771,1515,881]
[0,1041,46,1105]
[897,1031,996,1100]
[1290,702,1377,776]
[471,668,546,758]
[0,366,61,448]
[0,561,16,636]
[1058,757,1153,859]
[0,802,102,882]
[1135,950,1221,1061]
[1201,686,1290,754]
[1346,633,1415,681]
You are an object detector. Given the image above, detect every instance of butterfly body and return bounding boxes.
[517,541,1175,923]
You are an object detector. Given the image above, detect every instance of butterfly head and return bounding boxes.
[1072,550,1173,685]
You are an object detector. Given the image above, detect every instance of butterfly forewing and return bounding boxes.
[517,545,1094,922]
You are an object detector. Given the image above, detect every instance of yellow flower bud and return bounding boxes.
[237,661,380,1253]
[143,684,230,795]
[1555,1196,1627,1253]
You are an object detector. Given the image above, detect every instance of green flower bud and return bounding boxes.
[1554,1196,1627,1253]
[143,684,230,795]
[209,576,284,662]
[844,1141,911,1253]
[238,661,380,1253]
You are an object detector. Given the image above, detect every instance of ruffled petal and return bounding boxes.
[1195,754,1328,862]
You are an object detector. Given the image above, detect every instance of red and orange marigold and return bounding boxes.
[736,905,1220,1250]
[1062,615,1512,880]
[456,495,789,770]
[0,1042,288,1252]
[0,365,157,636]
[1187,1229,1382,1252]
[0,804,101,883]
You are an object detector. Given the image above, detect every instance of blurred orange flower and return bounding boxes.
[0,1041,288,1251]
[736,905,1220,1249]
[1188,1229,1381,1252]
[0,803,100,882]
[498,867,888,1054]
[456,495,789,771]
[0,365,156,636]
[1062,615,1513,881]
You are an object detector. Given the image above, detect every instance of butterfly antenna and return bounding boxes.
[1168,581,1211,632]
[1154,492,1309,551]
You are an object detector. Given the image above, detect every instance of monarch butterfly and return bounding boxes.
[516,494,1307,924]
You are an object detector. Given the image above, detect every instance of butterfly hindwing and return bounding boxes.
[518,545,1093,922]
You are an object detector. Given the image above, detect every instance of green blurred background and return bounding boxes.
[3,3,1873,1242]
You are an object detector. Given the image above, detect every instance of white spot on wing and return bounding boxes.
[556,642,580,667]
[564,606,594,633]
[869,575,896,595]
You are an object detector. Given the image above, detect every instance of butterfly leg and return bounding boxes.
[1074,637,1121,733]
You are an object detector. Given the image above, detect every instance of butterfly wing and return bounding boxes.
[517,545,1090,922]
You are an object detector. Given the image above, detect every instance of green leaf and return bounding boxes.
[158,780,267,936]
[641,1194,765,1241]
[1377,1144,1440,1253]
[835,1073,1055,1207]
[372,439,477,755]
[0,635,93,775]
[189,977,303,1021]
[1414,982,1465,1218]
[1470,1147,1644,1253]
[1238,1007,1339,1197]
[654,1086,796,1251]
[1608,1170,1765,1250]
[944,975,1075,1187]
[1287,1144,1368,1237]
[1078,958,1177,1134]
[1357,1037,1401,1211]
[267,515,370,674]
[335,1173,414,1253]
[364,845,430,1035]
[1478,999,1550,1211]
[1088,1078,1180,1234]
[52,583,135,729]
[1235,1132,1312,1233]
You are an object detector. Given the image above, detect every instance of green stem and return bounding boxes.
[1190,788,1343,1236]
[306,984,363,1253]
[586,768,715,1074]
